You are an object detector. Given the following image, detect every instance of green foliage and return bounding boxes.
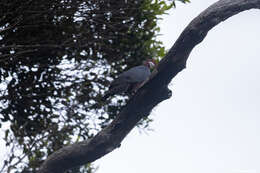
[172,0,190,7]
[0,0,187,172]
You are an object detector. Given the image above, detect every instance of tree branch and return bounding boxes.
[38,0,260,172]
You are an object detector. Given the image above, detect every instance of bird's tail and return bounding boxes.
[102,83,130,101]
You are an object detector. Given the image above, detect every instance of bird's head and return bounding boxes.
[143,59,157,69]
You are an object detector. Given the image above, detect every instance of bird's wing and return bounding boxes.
[103,65,151,100]
[118,65,151,83]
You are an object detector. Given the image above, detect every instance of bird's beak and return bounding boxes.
[148,61,155,69]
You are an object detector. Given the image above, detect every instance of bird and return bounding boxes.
[103,59,155,100]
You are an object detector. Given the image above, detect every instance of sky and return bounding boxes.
[0,1,259,173]
[95,1,260,173]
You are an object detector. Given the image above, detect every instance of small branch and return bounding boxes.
[0,16,23,34]
[0,49,37,62]
[38,0,260,172]
[0,44,62,51]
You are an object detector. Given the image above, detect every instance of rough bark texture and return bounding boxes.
[38,0,260,172]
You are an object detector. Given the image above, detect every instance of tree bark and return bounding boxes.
[38,0,260,172]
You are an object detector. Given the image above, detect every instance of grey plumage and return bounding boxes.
[103,64,151,100]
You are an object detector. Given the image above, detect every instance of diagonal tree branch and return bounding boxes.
[38,0,260,172]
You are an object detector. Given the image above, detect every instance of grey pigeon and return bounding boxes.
[103,60,155,100]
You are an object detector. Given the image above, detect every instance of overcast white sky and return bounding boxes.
[95,1,260,173]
